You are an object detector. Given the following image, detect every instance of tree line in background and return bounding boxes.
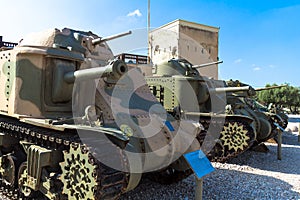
[256,83,300,114]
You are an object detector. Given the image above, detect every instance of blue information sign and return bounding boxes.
[184,150,215,179]
[164,121,175,131]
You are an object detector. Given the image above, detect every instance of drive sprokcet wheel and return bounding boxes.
[220,121,251,152]
[59,144,97,200]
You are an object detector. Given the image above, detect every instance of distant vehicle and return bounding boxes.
[286,115,300,132]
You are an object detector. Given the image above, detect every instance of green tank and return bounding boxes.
[0,29,202,199]
[225,79,288,143]
[143,58,256,163]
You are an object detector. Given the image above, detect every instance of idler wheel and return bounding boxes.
[18,162,36,198]
[0,155,16,186]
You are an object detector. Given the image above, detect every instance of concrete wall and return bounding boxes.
[149,19,220,79]
[150,22,179,65]
[178,22,219,79]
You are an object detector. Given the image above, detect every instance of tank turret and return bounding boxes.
[0,28,125,118]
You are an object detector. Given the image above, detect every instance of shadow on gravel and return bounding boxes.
[282,131,300,146]
[119,131,300,200]
[120,169,300,200]
[120,177,195,200]
[227,132,300,175]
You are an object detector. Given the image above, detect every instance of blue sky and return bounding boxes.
[1,0,300,87]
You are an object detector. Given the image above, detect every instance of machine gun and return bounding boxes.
[91,30,132,45]
[192,60,223,69]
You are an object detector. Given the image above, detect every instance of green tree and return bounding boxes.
[257,83,300,114]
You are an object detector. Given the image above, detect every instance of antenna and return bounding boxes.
[147,0,152,63]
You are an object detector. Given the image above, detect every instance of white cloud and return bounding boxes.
[127,9,142,17]
[269,64,276,68]
[234,58,242,64]
[252,64,261,71]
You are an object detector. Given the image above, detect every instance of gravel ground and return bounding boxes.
[120,131,300,200]
[1,132,298,200]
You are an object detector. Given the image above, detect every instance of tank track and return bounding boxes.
[198,117,256,163]
[0,116,128,200]
[0,181,18,200]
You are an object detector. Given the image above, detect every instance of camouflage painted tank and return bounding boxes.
[141,58,256,163]
[0,29,201,199]
[225,79,288,144]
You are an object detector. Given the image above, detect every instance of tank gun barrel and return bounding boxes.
[192,60,223,69]
[209,86,251,93]
[92,31,132,45]
[64,60,128,83]
[255,84,288,91]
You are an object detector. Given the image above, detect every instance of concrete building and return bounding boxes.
[149,19,220,79]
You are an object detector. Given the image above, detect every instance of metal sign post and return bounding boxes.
[184,150,215,200]
[298,123,300,143]
[277,129,282,160]
[195,178,203,200]
[274,123,285,160]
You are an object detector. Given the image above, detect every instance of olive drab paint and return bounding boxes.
[225,80,288,143]
[142,58,288,160]
[143,58,257,162]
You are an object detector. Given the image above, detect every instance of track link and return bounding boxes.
[0,116,128,200]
